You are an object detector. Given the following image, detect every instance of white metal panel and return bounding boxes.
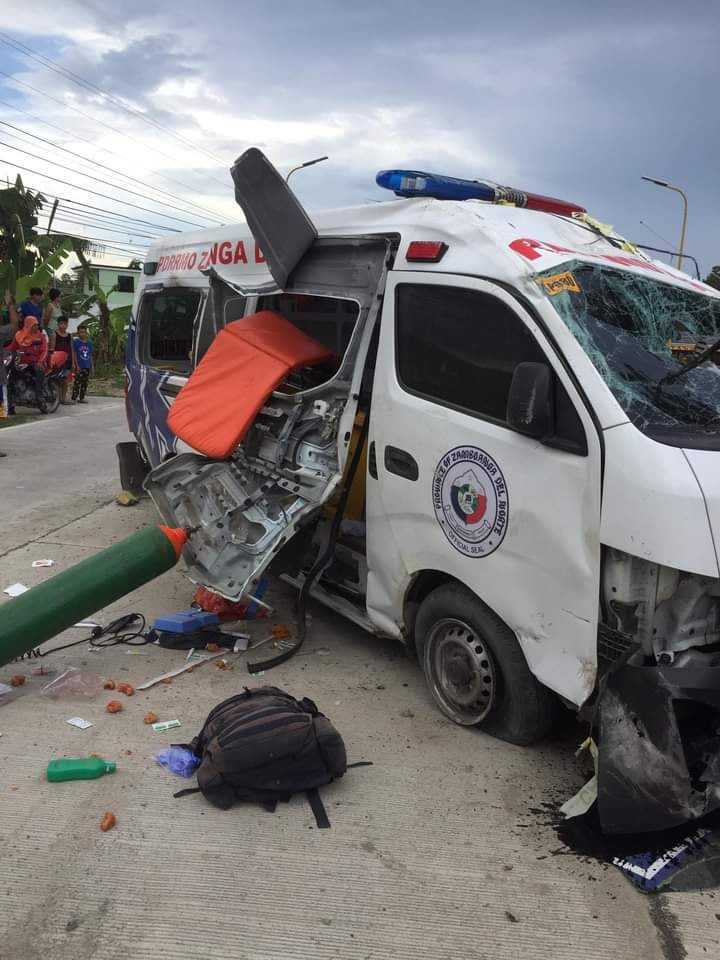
[366,271,603,707]
[600,424,719,577]
[679,448,720,573]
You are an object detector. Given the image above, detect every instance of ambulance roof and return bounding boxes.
[145,197,717,298]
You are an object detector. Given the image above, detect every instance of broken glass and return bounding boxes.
[539,261,720,449]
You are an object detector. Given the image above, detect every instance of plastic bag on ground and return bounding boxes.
[155,746,200,778]
[41,668,104,700]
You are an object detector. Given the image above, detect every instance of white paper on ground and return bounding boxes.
[0,682,14,696]
[3,583,28,597]
[560,737,599,819]
[31,559,54,568]
[66,717,93,730]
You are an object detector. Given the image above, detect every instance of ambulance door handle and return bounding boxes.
[384,446,419,482]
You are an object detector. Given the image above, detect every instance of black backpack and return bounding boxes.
[176,686,363,828]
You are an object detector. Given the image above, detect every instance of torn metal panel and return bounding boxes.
[602,547,720,660]
[597,660,720,834]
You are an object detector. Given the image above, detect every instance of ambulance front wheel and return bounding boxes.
[415,583,558,745]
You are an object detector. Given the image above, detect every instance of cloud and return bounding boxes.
[0,0,718,274]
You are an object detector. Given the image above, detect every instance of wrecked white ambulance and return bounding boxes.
[123,150,720,833]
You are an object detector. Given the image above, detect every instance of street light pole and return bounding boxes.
[641,176,688,270]
[286,156,329,183]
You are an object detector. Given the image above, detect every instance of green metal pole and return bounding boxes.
[0,525,187,667]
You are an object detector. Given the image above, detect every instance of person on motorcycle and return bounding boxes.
[8,314,49,414]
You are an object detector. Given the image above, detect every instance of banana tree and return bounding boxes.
[14,236,75,302]
[0,175,46,295]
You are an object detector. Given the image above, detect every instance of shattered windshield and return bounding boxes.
[539,261,720,449]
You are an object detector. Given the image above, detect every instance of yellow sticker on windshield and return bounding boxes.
[540,271,581,296]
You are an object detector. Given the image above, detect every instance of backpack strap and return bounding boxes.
[306,787,331,829]
[173,787,201,799]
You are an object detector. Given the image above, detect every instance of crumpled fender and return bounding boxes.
[598,662,720,834]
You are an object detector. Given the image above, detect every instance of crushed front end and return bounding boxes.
[597,547,720,833]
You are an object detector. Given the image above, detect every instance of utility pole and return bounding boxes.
[641,176,688,270]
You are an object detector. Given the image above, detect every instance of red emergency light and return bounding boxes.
[406,241,448,262]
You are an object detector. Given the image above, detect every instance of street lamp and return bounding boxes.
[641,176,688,270]
[285,156,328,183]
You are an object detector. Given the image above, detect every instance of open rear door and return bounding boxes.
[145,223,392,601]
[230,147,317,289]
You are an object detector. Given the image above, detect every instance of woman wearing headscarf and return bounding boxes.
[8,314,49,414]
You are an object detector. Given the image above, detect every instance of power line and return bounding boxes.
[0,169,195,234]
[38,194,183,232]
[0,33,228,166]
[0,94,232,210]
[51,205,169,235]
[0,135,213,223]
[0,68,230,190]
[38,212,166,241]
[44,228,147,258]
[0,118,226,222]
[0,158,207,227]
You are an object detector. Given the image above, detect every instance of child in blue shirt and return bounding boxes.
[71,323,93,403]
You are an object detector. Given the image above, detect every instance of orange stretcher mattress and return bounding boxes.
[167,310,333,460]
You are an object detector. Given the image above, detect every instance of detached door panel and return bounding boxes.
[366,272,602,706]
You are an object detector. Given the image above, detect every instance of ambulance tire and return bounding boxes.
[415,583,558,745]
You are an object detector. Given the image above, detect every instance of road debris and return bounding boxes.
[103,679,116,690]
[9,675,26,687]
[31,559,55,568]
[143,712,159,725]
[106,700,123,714]
[556,802,720,893]
[66,717,93,730]
[136,650,227,690]
[41,669,103,699]
[47,758,116,782]
[117,682,134,696]
[100,812,117,832]
[3,583,28,597]
[560,738,598,820]
[152,719,181,732]
[155,746,200,777]
[249,624,291,653]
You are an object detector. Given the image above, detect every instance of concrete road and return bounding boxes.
[0,398,127,556]
[0,403,718,960]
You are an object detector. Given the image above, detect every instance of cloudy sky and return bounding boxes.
[0,0,718,275]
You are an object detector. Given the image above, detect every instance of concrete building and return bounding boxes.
[73,262,142,311]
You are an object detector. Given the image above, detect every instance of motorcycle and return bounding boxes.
[3,350,69,415]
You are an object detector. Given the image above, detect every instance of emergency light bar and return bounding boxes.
[376,169,586,217]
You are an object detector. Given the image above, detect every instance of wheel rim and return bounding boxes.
[424,617,497,725]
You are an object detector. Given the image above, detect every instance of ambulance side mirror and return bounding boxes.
[506,362,554,439]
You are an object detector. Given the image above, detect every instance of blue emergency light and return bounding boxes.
[376,169,585,217]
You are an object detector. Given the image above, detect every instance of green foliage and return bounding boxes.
[85,303,130,361]
[15,237,73,302]
[0,176,45,285]
[705,267,720,293]
[1,176,84,299]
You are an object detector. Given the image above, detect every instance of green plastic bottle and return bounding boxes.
[46,758,117,782]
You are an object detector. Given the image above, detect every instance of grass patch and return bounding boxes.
[87,361,125,398]
[0,411,40,429]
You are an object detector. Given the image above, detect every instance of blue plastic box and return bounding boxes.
[153,609,220,633]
